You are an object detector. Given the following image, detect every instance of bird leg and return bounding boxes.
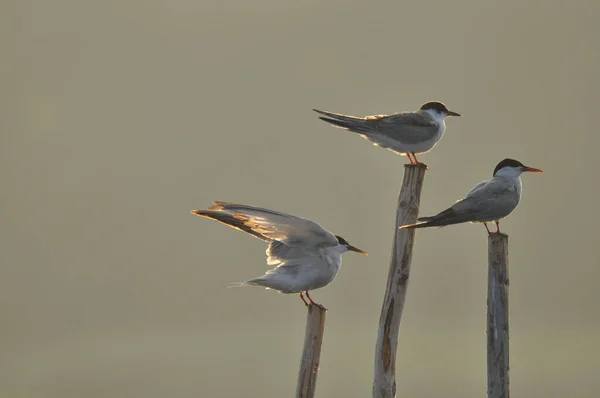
[305,291,326,310]
[484,223,492,234]
[299,292,309,306]
[406,153,415,164]
[411,152,420,164]
[485,221,501,234]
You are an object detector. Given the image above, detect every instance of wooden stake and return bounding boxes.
[487,233,510,398]
[373,163,427,398]
[296,304,327,398]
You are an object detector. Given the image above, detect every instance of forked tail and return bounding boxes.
[313,109,372,134]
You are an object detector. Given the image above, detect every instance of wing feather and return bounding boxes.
[192,201,339,248]
[447,179,520,222]
[410,178,520,228]
[374,112,439,145]
[314,109,440,153]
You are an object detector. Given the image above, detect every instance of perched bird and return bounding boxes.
[191,201,367,308]
[313,101,461,164]
[400,159,543,234]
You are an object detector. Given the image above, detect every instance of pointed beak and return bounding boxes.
[523,166,543,173]
[347,245,368,255]
[447,110,461,117]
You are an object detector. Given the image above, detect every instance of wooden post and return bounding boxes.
[296,304,327,398]
[373,164,427,398]
[487,233,509,398]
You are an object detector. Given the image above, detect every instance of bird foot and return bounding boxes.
[305,291,327,310]
[405,153,428,169]
[405,162,428,169]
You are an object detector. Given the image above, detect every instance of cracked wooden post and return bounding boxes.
[373,163,427,398]
[296,304,327,398]
[487,233,509,398]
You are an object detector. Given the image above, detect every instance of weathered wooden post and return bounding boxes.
[296,304,327,398]
[373,163,427,398]
[487,233,509,398]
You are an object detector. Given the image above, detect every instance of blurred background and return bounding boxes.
[2,0,599,397]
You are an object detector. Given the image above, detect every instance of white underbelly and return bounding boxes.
[362,129,443,154]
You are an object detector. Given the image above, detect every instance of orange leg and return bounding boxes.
[411,152,420,164]
[495,221,501,234]
[484,223,491,234]
[406,153,415,164]
[299,292,309,306]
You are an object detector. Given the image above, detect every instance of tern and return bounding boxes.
[313,101,460,164]
[400,159,543,234]
[191,201,367,308]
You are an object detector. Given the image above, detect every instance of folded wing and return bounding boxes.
[450,178,519,222]
[403,178,519,229]
[374,112,439,145]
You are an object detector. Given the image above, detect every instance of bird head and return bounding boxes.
[420,101,461,119]
[335,235,368,255]
[493,158,543,177]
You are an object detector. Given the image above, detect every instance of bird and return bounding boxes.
[399,159,543,234]
[313,101,461,164]
[191,201,368,308]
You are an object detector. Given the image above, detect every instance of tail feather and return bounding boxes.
[242,277,293,293]
[399,221,431,230]
[318,117,357,130]
[226,282,245,289]
[400,208,459,229]
[317,117,372,134]
[313,109,372,134]
[313,109,364,123]
[400,210,472,230]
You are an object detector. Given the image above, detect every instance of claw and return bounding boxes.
[305,291,327,310]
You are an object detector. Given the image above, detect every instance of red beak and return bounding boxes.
[523,166,543,173]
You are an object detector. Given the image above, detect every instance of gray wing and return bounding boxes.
[412,178,519,227]
[191,201,338,248]
[190,209,271,241]
[371,112,439,145]
[464,180,487,197]
[314,109,438,148]
[448,179,520,222]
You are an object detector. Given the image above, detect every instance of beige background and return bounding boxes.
[2,1,599,397]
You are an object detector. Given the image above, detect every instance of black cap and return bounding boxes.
[420,101,450,113]
[335,235,349,245]
[493,158,526,176]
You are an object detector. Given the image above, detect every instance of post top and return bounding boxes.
[403,162,428,169]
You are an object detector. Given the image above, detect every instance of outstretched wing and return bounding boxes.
[191,201,338,248]
[190,209,271,242]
